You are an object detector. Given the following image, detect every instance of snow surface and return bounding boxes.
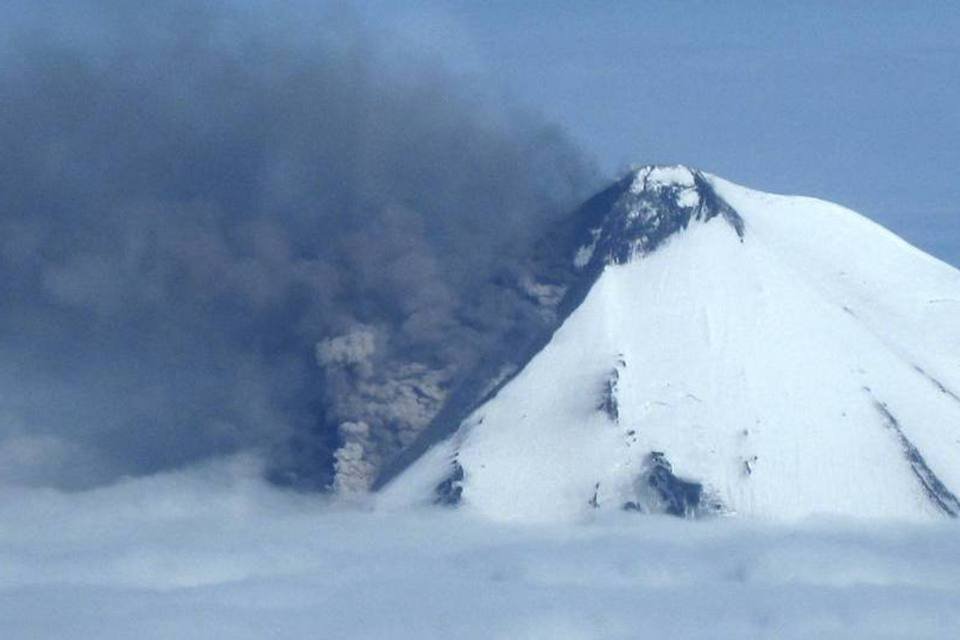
[634,164,701,209]
[634,164,697,189]
[383,168,960,523]
[2,459,959,639]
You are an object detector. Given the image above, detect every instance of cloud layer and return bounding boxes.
[1,460,958,639]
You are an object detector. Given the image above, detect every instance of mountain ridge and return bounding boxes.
[377,167,960,522]
[372,164,727,489]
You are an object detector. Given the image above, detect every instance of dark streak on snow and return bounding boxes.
[912,365,960,405]
[868,392,960,518]
[588,482,600,508]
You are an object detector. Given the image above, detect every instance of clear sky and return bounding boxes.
[370,0,960,267]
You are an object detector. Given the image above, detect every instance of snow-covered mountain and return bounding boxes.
[379,165,960,522]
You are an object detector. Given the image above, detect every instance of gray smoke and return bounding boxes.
[0,1,596,491]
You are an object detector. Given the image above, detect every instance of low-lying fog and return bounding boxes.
[2,456,958,639]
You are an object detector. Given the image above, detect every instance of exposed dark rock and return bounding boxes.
[645,452,704,516]
[434,460,465,506]
[598,368,620,422]
[588,482,600,508]
[624,451,721,518]
[586,167,745,267]
[742,455,758,476]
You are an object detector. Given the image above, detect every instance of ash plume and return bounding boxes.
[0,0,596,490]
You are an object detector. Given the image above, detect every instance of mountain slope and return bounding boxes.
[379,166,960,522]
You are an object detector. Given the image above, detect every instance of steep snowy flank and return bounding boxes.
[371,165,741,488]
[379,166,960,522]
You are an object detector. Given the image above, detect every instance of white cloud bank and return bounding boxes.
[1,457,959,639]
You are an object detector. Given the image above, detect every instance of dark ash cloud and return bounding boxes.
[0,1,596,490]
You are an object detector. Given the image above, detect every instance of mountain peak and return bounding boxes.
[575,165,744,269]
[381,171,960,523]
[628,164,698,190]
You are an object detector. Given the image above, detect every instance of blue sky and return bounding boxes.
[371,0,960,267]
[5,1,955,264]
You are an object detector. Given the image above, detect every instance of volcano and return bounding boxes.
[379,166,960,522]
